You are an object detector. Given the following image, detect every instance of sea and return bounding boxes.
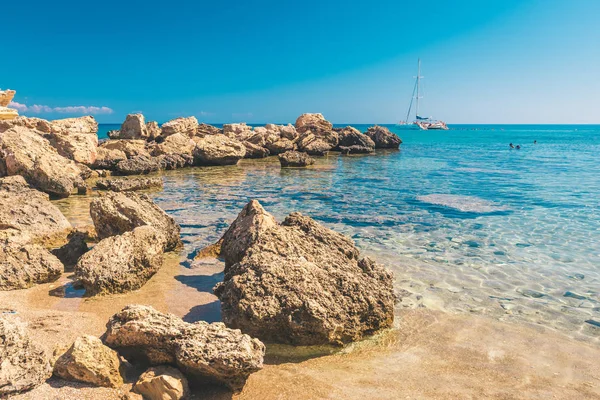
[92,123,600,341]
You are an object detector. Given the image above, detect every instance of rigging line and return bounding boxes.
[405,76,418,123]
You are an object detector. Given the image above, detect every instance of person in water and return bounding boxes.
[509,143,515,149]
[516,145,521,150]
[534,140,537,144]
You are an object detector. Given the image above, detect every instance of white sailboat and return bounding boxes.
[399,59,448,130]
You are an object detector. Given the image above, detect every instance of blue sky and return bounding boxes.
[2,0,599,123]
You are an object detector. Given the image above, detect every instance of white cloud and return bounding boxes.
[8,101,113,115]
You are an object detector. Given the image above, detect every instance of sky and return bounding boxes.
[2,0,599,124]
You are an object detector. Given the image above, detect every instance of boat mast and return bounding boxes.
[415,58,422,119]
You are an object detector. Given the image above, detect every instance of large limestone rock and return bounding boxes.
[0,89,16,107]
[243,141,270,159]
[365,125,402,149]
[151,133,195,157]
[214,200,396,346]
[193,135,246,166]
[0,126,85,197]
[96,177,163,192]
[0,116,52,134]
[0,175,72,246]
[223,123,253,141]
[0,315,52,395]
[119,114,149,140]
[115,155,162,175]
[161,117,198,138]
[133,366,189,400]
[0,89,18,121]
[102,305,265,392]
[0,243,63,291]
[90,191,181,251]
[54,335,123,388]
[49,116,99,165]
[278,150,314,167]
[92,147,128,170]
[146,121,161,140]
[335,126,375,154]
[196,123,222,137]
[296,130,338,155]
[294,113,333,134]
[75,226,165,295]
[100,139,150,159]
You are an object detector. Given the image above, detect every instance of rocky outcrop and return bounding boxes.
[151,133,195,157]
[0,90,18,121]
[278,151,314,167]
[50,230,88,269]
[295,113,333,134]
[193,135,246,166]
[158,154,194,170]
[92,147,128,169]
[0,315,52,395]
[214,200,396,346]
[133,366,189,400]
[75,226,165,295]
[119,114,149,140]
[0,89,16,107]
[115,155,162,175]
[48,116,99,165]
[146,121,161,140]
[54,335,123,388]
[0,116,52,134]
[243,141,270,158]
[102,305,265,392]
[161,117,198,138]
[0,126,85,197]
[365,125,402,149]
[196,123,222,137]
[100,139,150,159]
[90,191,181,251]
[296,130,338,155]
[96,177,163,192]
[223,123,253,141]
[335,126,375,154]
[0,243,63,291]
[0,175,72,246]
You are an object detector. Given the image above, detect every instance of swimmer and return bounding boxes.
[509,143,515,149]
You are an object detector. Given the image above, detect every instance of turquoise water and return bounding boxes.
[99,124,600,341]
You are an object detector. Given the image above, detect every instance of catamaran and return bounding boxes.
[400,59,448,130]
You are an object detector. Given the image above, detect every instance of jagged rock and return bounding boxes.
[335,126,375,154]
[133,366,189,400]
[278,151,314,167]
[0,242,63,291]
[193,135,246,166]
[223,123,253,141]
[196,123,222,137]
[93,147,128,170]
[0,90,18,121]
[90,191,181,251]
[0,116,52,134]
[295,113,333,134]
[161,117,198,138]
[0,89,16,107]
[296,130,338,156]
[96,177,163,192]
[115,155,162,175]
[54,335,123,388]
[146,121,161,140]
[50,230,89,269]
[100,140,150,159]
[75,226,165,295]
[119,114,149,140]
[0,315,52,395]
[365,125,402,149]
[48,116,99,165]
[151,133,195,157]
[102,305,265,392]
[267,123,298,140]
[243,141,270,158]
[214,200,396,346]
[0,175,72,246]
[265,137,295,155]
[158,154,194,170]
[0,126,85,197]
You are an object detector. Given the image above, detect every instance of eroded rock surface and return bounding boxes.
[119,114,149,140]
[278,151,314,167]
[96,177,163,192]
[152,133,195,157]
[196,123,222,137]
[335,126,375,154]
[214,200,396,345]
[75,226,165,295]
[92,147,128,170]
[50,230,89,269]
[365,125,402,149]
[161,117,198,138]
[0,116,52,134]
[102,305,265,392]
[193,135,246,166]
[133,366,189,400]
[0,243,63,291]
[115,155,162,175]
[49,116,99,165]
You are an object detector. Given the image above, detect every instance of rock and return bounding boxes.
[96,177,163,192]
[0,126,85,197]
[102,305,265,392]
[278,151,314,167]
[296,130,338,155]
[364,125,402,149]
[223,123,253,141]
[265,136,295,155]
[0,175,72,246]
[54,335,123,388]
[48,116,99,165]
[0,242,63,290]
[50,230,89,269]
[152,133,195,157]
[272,123,298,140]
[0,90,19,121]
[75,226,165,295]
[0,116,52,134]
[100,140,150,159]
[158,154,194,170]
[295,113,333,134]
[133,366,189,400]
[193,135,246,166]
[0,315,52,395]
[90,191,181,251]
[0,89,16,107]
[146,121,161,140]
[115,155,162,175]
[196,123,222,137]
[335,126,375,154]
[214,200,396,345]
[119,114,149,140]
[160,117,198,138]
[93,147,128,170]
[243,141,270,158]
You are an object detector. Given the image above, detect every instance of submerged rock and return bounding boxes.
[96,177,163,192]
[90,191,181,251]
[0,315,52,395]
[0,242,63,291]
[102,305,265,392]
[133,366,189,400]
[278,150,314,167]
[365,125,402,149]
[53,335,123,388]
[161,117,198,138]
[193,135,246,166]
[214,200,396,345]
[75,226,165,295]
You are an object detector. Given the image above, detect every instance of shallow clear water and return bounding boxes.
[91,124,600,341]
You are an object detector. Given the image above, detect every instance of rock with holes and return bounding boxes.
[96,177,163,192]
[48,116,99,165]
[0,242,63,291]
